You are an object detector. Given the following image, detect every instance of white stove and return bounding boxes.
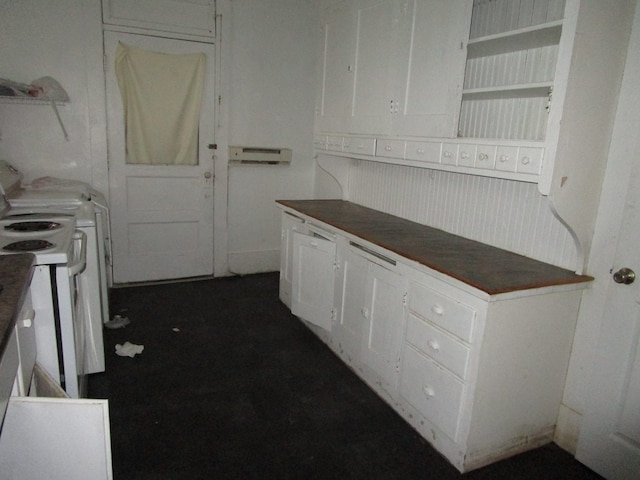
[0,160,110,398]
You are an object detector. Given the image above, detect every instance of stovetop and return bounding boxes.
[0,212,76,264]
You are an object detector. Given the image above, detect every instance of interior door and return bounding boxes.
[104,31,215,284]
[575,5,640,477]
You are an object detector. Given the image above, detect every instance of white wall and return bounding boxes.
[0,0,108,194]
[224,0,318,274]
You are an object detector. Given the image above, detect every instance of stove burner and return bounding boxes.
[3,239,55,252]
[4,221,62,232]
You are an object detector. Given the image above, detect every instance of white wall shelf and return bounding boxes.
[0,95,67,106]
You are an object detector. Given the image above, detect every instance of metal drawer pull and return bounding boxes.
[431,304,444,316]
[349,242,396,266]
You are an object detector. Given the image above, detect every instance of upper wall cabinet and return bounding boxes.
[315,0,472,138]
[102,0,216,39]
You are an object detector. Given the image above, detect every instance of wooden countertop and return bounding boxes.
[0,254,34,358]
[277,200,592,295]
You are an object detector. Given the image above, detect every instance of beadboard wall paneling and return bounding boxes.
[346,160,578,270]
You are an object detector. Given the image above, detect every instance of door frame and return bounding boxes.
[101,4,231,278]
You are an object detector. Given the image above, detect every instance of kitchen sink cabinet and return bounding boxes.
[277,201,590,472]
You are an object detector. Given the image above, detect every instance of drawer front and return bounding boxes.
[516,147,543,175]
[326,136,344,152]
[440,143,458,165]
[405,314,470,379]
[400,345,464,441]
[344,137,376,156]
[313,135,328,150]
[495,145,518,172]
[476,144,497,169]
[409,281,475,342]
[457,144,477,167]
[404,141,440,162]
[376,139,405,159]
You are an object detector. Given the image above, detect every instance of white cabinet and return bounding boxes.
[335,242,407,390]
[278,203,588,472]
[315,0,471,138]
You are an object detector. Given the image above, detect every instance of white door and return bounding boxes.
[575,4,640,477]
[104,31,215,284]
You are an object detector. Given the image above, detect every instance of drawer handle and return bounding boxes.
[521,156,531,165]
[431,304,444,316]
[385,145,392,151]
[361,307,369,319]
[310,240,318,248]
[423,385,435,398]
[427,339,440,352]
[478,153,489,161]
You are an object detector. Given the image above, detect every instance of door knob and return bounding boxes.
[204,171,212,179]
[613,267,635,285]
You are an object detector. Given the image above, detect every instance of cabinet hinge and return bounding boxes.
[333,259,340,271]
[402,292,408,307]
[395,356,401,373]
[546,86,553,113]
[331,308,337,321]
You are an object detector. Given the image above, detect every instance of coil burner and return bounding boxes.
[2,239,55,252]
[4,221,62,232]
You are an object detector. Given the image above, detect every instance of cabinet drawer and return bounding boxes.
[516,147,543,175]
[495,146,518,172]
[376,139,405,159]
[313,135,328,150]
[405,314,470,379]
[404,141,440,162]
[343,137,376,156]
[440,143,458,165]
[409,281,475,342]
[400,345,464,441]
[326,136,344,152]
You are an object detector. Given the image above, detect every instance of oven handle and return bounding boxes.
[68,230,87,276]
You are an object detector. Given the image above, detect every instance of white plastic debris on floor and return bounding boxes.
[115,342,144,358]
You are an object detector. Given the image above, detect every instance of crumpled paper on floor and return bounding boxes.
[115,341,144,358]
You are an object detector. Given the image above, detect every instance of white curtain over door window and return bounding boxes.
[115,42,206,165]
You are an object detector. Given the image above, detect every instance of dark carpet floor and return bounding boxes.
[88,272,601,480]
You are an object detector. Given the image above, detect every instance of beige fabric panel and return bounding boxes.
[115,42,205,165]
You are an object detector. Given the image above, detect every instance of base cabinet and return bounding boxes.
[278,207,585,472]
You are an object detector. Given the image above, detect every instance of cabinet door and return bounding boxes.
[335,245,369,363]
[315,3,358,133]
[0,397,112,479]
[392,0,472,138]
[361,261,407,389]
[279,212,306,308]
[349,0,401,135]
[292,231,337,330]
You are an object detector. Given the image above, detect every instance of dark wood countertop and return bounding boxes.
[277,200,592,295]
[0,254,35,359]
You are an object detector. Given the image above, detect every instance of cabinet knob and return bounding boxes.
[361,307,369,319]
[427,339,440,351]
[431,304,444,316]
[417,148,425,155]
[460,152,470,160]
[499,154,509,163]
[478,153,489,161]
[521,156,531,165]
[423,385,435,398]
[385,145,392,151]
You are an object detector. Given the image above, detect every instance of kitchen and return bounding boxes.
[0,0,639,478]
